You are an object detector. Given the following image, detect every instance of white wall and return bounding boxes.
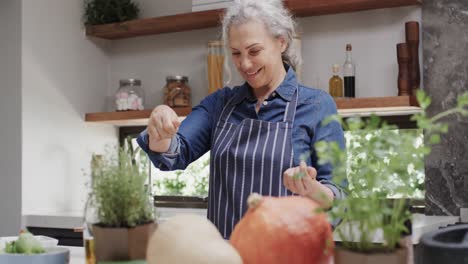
[0,0,22,236]
[22,0,117,216]
[18,0,422,218]
[110,2,421,109]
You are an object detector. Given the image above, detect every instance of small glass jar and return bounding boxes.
[163,76,191,107]
[115,79,145,111]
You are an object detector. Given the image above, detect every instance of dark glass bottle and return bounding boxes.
[343,44,355,98]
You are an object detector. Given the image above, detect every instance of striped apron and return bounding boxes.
[208,87,298,239]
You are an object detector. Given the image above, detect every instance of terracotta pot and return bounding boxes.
[334,246,407,264]
[93,221,157,262]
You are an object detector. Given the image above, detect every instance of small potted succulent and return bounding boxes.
[315,90,468,264]
[85,139,156,262]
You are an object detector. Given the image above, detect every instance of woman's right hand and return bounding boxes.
[147,105,181,153]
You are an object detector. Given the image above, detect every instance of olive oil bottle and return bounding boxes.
[329,64,343,98]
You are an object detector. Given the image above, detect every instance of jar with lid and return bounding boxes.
[163,76,191,107]
[115,79,145,111]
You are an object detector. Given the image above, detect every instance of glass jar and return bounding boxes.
[207,40,224,94]
[163,76,191,107]
[115,79,144,111]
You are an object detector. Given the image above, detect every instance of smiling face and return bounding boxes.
[228,19,287,97]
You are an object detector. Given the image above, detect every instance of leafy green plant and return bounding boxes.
[315,90,468,252]
[162,171,187,195]
[84,0,139,25]
[87,142,153,228]
[152,152,210,196]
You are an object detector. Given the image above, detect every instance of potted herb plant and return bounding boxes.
[85,140,156,262]
[84,0,139,25]
[315,90,468,264]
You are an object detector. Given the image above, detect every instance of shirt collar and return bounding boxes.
[230,64,298,105]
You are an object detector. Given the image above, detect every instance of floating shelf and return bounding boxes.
[85,107,191,127]
[86,0,421,39]
[335,95,419,109]
[85,96,421,126]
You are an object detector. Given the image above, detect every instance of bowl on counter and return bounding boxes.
[0,247,70,264]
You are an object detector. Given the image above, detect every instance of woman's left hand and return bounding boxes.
[283,161,334,208]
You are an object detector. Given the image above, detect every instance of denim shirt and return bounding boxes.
[137,66,347,199]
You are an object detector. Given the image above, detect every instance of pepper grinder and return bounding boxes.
[405,21,420,94]
[397,43,411,96]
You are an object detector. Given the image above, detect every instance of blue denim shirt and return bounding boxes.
[137,66,346,199]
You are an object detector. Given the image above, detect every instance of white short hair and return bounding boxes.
[221,0,301,80]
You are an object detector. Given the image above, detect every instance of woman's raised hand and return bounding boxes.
[147,105,181,153]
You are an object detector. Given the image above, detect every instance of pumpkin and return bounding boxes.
[230,193,334,264]
[146,214,242,264]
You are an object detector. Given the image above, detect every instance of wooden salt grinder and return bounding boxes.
[397,43,411,96]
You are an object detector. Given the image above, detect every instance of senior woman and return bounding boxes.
[137,0,346,239]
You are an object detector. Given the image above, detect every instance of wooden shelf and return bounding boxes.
[85,96,420,126]
[335,95,418,109]
[86,0,421,39]
[85,107,191,127]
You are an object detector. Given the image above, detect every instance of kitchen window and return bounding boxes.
[121,126,425,210]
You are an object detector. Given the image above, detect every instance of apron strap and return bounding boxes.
[283,86,299,123]
[220,84,299,123]
[218,96,238,123]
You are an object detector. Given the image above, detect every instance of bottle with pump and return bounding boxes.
[343,44,356,97]
[329,64,343,98]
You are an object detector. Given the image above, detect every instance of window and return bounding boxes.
[122,123,425,209]
[345,129,425,200]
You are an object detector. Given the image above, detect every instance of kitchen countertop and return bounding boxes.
[47,212,459,264]
[66,246,85,264]
[24,211,460,245]
[333,213,460,244]
[22,207,207,230]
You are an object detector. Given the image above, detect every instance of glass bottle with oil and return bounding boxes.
[343,43,356,97]
[329,64,343,98]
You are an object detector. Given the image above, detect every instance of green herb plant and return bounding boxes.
[84,0,139,25]
[315,90,468,252]
[86,141,154,228]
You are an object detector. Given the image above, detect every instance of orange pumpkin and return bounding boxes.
[230,193,334,264]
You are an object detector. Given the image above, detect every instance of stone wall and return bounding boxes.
[423,0,468,215]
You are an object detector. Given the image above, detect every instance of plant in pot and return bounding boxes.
[315,90,468,264]
[85,139,156,262]
[84,0,139,25]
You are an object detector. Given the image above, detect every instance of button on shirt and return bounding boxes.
[137,66,347,199]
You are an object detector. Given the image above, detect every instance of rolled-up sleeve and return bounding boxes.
[137,88,230,171]
[136,131,180,170]
[311,92,347,200]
